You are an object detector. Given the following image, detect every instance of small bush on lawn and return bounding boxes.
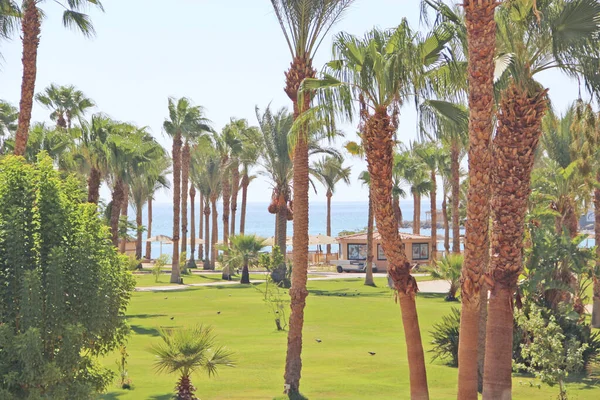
[430,307,460,367]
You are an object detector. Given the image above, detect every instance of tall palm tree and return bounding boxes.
[311,156,351,254]
[358,170,375,286]
[35,83,95,130]
[13,0,104,156]
[213,126,242,249]
[483,2,600,398]
[164,97,204,283]
[149,325,235,400]
[238,126,262,235]
[415,142,445,261]
[401,149,432,236]
[181,111,212,266]
[269,1,354,393]
[145,165,171,261]
[130,144,169,260]
[305,23,450,399]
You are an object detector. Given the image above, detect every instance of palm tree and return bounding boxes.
[305,23,450,399]
[223,234,267,284]
[482,2,600,398]
[213,126,242,249]
[311,156,351,254]
[431,254,463,301]
[238,126,262,235]
[269,1,354,393]
[401,149,432,236]
[415,142,444,261]
[358,171,375,286]
[164,97,204,283]
[35,83,95,130]
[0,100,18,150]
[149,325,235,400]
[130,147,170,260]
[13,0,104,156]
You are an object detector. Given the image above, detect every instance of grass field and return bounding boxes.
[133,272,272,287]
[99,278,600,400]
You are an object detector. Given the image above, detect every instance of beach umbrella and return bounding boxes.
[145,235,173,256]
[308,234,338,246]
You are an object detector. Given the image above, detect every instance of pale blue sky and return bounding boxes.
[0,0,582,204]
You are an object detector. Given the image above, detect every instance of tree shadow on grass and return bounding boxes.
[128,314,166,319]
[417,292,447,300]
[130,325,160,337]
[98,393,126,399]
[308,288,389,298]
[148,394,174,400]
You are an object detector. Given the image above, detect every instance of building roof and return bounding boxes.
[337,231,432,241]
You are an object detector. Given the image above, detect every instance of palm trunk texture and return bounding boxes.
[326,190,332,255]
[222,157,231,247]
[170,135,182,284]
[430,169,437,261]
[135,207,143,260]
[365,186,375,286]
[190,185,196,264]
[199,193,204,261]
[204,201,211,269]
[145,196,152,260]
[181,142,190,258]
[119,185,129,254]
[14,0,41,156]
[87,167,101,204]
[277,206,288,252]
[211,198,218,270]
[284,56,315,395]
[231,161,240,238]
[451,142,461,254]
[593,179,600,328]
[482,83,547,400]
[442,193,450,254]
[393,194,403,226]
[240,173,249,234]
[364,106,429,400]
[110,179,125,248]
[457,2,497,399]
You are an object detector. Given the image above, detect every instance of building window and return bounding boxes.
[412,243,429,260]
[377,244,386,260]
[347,243,367,260]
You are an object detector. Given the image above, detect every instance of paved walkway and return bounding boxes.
[134,272,451,293]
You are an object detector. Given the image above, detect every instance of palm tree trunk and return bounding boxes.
[110,179,125,248]
[204,201,211,269]
[240,173,249,234]
[457,4,497,398]
[364,106,429,399]
[413,193,418,235]
[87,167,101,204]
[276,205,288,252]
[241,260,250,284]
[482,83,547,399]
[593,178,600,328]
[365,185,375,286]
[135,206,143,260]
[326,190,332,255]
[190,185,196,266]
[211,197,218,270]
[145,196,152,260]
[430,169,437,261]
[222,158,231,247]
[415,193,421,235]
[442,192,450,255]
[14,0,41,156]
[284,56,315,395]
[231,161,240,238]
[199,192,204,261]
[119,184,129,254]
[181,142,190,261]
[451,142,461,254]
[171,134,182,284]
[393,194,403,226]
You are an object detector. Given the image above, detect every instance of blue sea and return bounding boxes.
[139,199,451,258]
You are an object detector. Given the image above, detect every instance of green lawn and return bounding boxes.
[133,272,270,287]
[99,278,600,400]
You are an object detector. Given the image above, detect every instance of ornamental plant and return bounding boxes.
[0,155,135,399]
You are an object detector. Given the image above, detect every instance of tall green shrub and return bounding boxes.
[0,155,135,399]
